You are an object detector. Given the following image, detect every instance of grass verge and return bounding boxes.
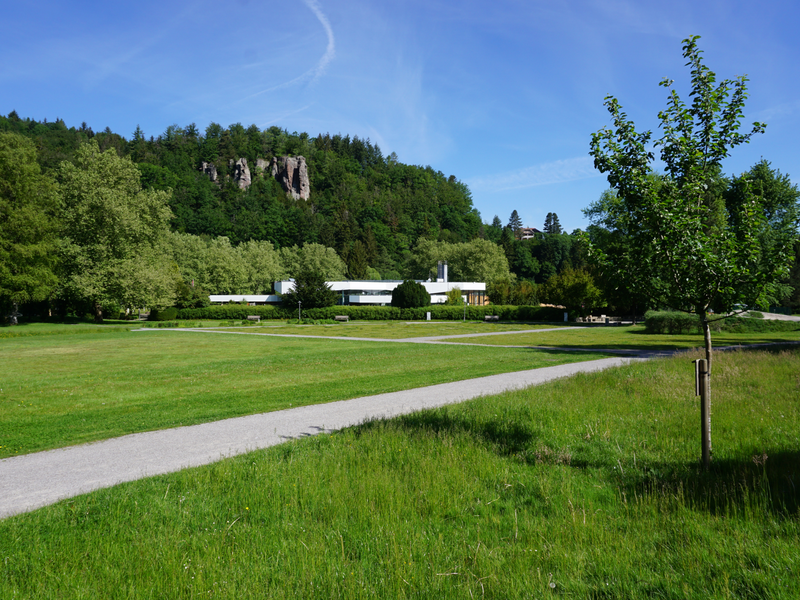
[1,348,798,597]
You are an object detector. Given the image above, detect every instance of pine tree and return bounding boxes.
[507,210,523,235]
[543,212,562,234]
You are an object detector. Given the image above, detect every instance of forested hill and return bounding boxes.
[0,112,482,280]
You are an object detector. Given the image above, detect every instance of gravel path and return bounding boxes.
[0,356,639,519]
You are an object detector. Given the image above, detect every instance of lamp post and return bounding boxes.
[298,300,302,322]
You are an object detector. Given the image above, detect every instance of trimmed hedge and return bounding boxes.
[175,304,567,322]
[644,311,701,334]
[645,310,800,334]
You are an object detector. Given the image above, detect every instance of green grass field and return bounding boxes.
[0,325,609,457]
[145,320,574,338]
[449,324,800,350]
[1,347,798,598]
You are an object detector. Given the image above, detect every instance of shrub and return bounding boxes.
[644,311,701,334]
[149,307,179,321]
[391,280,431,308]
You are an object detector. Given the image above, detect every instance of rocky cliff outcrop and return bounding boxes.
[200,155,309,200]
[230,158,251,190]
[270,156,310,200]
[201,162,218,183]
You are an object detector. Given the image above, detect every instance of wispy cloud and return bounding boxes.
[752,100,800,124]
[241,0,335,102]
[303,0,336,84]
[467,157,600,192]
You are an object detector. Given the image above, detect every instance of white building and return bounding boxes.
[209,262,488,306]
[210,280,487,306]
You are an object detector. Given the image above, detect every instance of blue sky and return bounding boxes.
[3,0,798,233]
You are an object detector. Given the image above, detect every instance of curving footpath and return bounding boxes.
[0,356,640,519]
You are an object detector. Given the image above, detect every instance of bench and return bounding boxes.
[334,315,350,322]
[246,315,261,322]
[484,315,499,322]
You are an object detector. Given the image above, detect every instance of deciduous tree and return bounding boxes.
[588,36,798,464]
[58,140,175,321]
[539,268,602,317]
[0,133,60,322]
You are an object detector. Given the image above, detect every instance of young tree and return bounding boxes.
[0,133,60,323]
[589,36,798,463]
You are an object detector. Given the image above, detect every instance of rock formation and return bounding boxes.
[201,162,218,183]
[230,158,251,189]
[270,156,310,200]
[200,155,309,199]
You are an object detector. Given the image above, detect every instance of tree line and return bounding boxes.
[1,89,798,324]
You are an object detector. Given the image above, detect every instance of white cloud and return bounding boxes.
[303,0,336,84]
[467,157,600,192]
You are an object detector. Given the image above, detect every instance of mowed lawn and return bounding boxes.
[1,347,798,598]
[208,320,573,339]
[0,325,611,457]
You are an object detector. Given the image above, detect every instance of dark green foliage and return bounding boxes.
[1,113,481,269]
[0,133,60,317]
[391,280,431,308]
[148,307,178,321]
[177,305,283,320]
[645,310,800,334]
[486,278,538,305]
[543,212,562,234]
[507,210,523,234]
[174,280,211,309]
[176,303,566,322]
[787,241,800,311]
[540,268,603,318]
[715,317,800,333]
[644,310,702,334]
[280,271,337,309]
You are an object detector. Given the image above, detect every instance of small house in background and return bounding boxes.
[519,227,541,240]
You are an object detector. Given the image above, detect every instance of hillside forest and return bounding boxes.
[1,111,798,321]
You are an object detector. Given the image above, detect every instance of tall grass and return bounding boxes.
[2,348,798,598]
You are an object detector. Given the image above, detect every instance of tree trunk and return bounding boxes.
[701,316,713,374]
[93,301,104,324]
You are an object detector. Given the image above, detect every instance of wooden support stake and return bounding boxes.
[694,359,711,469]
